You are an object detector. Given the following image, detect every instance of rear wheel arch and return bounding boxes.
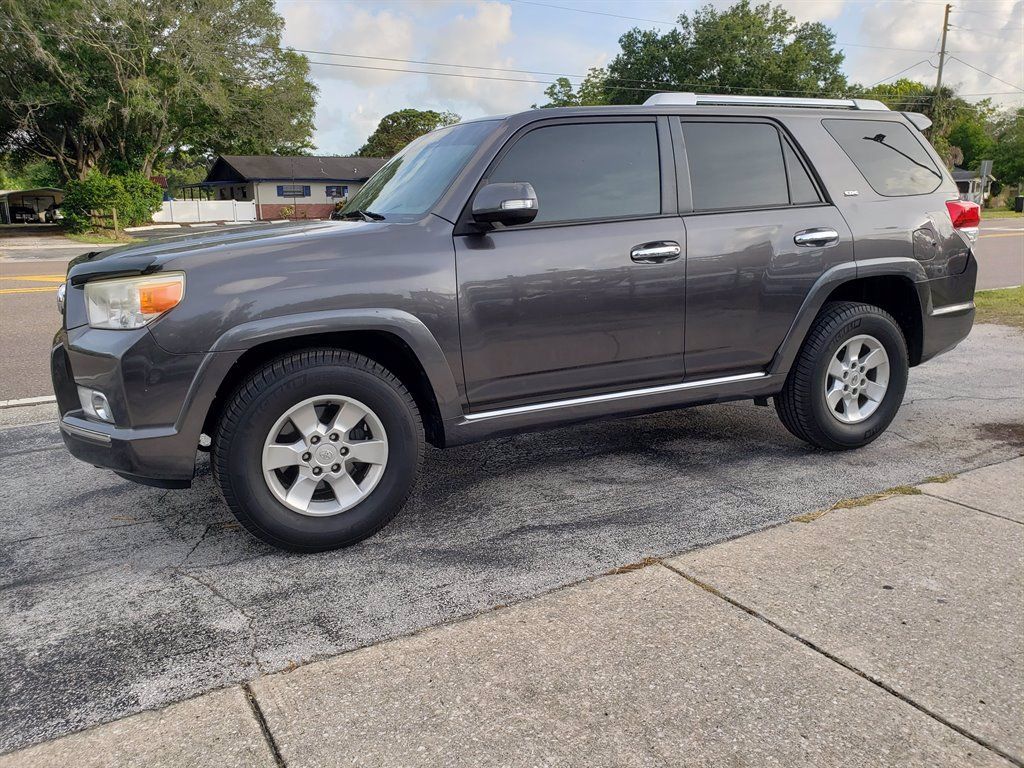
[823,275,923,366]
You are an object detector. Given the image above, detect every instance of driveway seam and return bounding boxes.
[918,490,1024,526]
[657,560,1024,768]
[243,683,287,768]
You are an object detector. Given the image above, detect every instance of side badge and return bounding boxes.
[843,190,860,197]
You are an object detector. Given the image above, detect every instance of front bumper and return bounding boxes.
[51,325,235,488]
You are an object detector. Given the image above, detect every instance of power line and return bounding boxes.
[869,58,935,87]
[947,55,1024,91]
[302,57,1019,104]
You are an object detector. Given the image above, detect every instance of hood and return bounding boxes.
[65,220,384,285]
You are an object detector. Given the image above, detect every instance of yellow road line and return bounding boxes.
[0,286,56,295]
[979,232,1024,239]
[0,275,65,283]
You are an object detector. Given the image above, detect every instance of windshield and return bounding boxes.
[342,121,497,220]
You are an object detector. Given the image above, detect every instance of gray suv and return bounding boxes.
[52,93,979,551]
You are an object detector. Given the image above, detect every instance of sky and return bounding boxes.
[274,0,1024,155]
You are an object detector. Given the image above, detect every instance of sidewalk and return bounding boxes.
[3,456,1021,767]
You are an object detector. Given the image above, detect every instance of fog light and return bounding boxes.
[78,386,113,423]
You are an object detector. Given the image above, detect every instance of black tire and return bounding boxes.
[775,301,909,451]
[213,349,423,552]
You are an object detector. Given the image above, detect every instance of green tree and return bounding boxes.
[0,0,317,182]
[597,1,846,104]
[537,68,609,108]
[991,108,1024,187]
[357,109,461,157]
[0,156,60,188]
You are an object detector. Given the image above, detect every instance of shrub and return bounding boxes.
[116,172,164,226]
[62,171,163,231]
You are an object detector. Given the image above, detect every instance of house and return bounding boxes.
[184,155,388,220]
[952,165,995,205]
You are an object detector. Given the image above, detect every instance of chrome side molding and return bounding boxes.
[464,371,768,422]
[930,301,975,316]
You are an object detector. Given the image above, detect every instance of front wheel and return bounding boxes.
[213,349,423,552]
[775,301,909,450]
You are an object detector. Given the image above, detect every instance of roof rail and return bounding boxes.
[643,92,890,111]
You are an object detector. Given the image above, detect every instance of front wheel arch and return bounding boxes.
[202,330,446,448]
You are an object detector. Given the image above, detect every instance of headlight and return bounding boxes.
[84,273,185,330]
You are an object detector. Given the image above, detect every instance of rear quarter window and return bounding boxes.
[823,118,943,196]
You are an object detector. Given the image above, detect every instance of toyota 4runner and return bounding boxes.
[52,92,979,551]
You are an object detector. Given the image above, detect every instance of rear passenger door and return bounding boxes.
[674,118,854,377]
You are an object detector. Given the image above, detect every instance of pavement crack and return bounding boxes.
[658,561,1024,768]
[180,570,264,675]
[243,683,287,768]
[919,490,1024,527]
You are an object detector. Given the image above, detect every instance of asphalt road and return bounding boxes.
[1,323,1022,754]
[1,220,1020,401]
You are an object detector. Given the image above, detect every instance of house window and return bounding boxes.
[277,184,311,198]
[326,185,349,198]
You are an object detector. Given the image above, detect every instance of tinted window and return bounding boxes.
[823,119,942,196]
[784,142,820,204]
[682,122,790,211]
[488,122,660,224]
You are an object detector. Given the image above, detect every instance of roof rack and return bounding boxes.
[643,92,890,111]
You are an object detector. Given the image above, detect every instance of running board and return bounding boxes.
[464,372,768,422]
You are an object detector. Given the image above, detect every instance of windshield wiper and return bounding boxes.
[337,209,385,221]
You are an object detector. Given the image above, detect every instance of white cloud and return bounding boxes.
[419,1,533,115]
[279,2,416,87]
[844,0,1022,106]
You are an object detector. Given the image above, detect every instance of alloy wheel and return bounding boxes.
[824,334,890,424]
[261,395,389,516]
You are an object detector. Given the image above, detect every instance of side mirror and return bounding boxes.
[471,182,538,227]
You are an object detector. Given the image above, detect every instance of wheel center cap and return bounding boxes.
[315,445,338,466]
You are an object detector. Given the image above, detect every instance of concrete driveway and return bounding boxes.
[1,323,1022,754]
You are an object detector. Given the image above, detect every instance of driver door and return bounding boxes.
[454,118,687,411]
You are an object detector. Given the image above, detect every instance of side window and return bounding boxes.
[783,142,820,205]
[823,119,942,196]
[681,122,790,211]
[488,122,661,224]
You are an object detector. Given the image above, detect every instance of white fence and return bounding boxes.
[152,199,257,224]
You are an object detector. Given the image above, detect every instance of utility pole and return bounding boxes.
[935,3,951,94]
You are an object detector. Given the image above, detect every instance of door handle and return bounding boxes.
[631,241,681,263]
[794,228,840,247]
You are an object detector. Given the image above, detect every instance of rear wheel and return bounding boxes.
[775,301,909,450]
[213,349,423,552]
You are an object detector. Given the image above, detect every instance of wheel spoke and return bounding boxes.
[326,471,364,506]
[827,355,846,381]
[263,440,306,470]
[841,342,856,367]
[845,397,862,421]
[331,401,368,435]
[346,439,387,465]
[285,475,319,510]
[861,347,887,371]
[289,403,323,439]
[826,383,845,410]
[863,380,886,402]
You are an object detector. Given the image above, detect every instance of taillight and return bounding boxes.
[946,200,981,240]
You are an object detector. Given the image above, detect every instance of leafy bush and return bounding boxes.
[62,171,163,231]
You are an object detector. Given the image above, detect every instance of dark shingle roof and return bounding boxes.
[208,155,388,183]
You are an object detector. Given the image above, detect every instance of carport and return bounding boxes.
[0,187,64,223]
